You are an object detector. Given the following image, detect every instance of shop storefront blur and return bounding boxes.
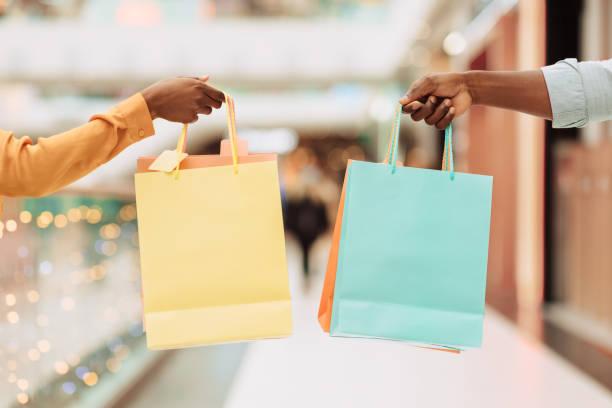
[428,0,612,388]
[545,0,612,372]
[0,197,143,407]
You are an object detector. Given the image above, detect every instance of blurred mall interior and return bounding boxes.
[1,0,612,407]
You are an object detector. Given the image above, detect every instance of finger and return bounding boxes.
[198,93,222,109]
[200,75,209,82]
[402,101,423,115]
[186,112,199,123]
[425,99,451,125]
[436,107,455,130]
[197,106,213,115]
[411,96,437,121]
[399,75,436,105]
[198,81,225,103]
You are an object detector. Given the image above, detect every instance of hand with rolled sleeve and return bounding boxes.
[0,76,224,199]
[400,58,612,129]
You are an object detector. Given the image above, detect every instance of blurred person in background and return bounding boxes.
[0,76,224,199]
[283,146,333,277]
[400,58,612,129]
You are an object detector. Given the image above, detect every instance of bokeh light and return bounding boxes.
[83,372,99,387]
[54,214,69,228]
[5,293,16,306]
[54,361,70,375]
[5,219,17,232]
[27,348,41,361]
[86,207,103,224]
[67,207,82,222]
[7,311,19,324]
[16,393,29,405]
[16,379,29,391]
[19,210,32,223]
[26,290,40,303]
[62,382,77,395]
[37,339,51,353]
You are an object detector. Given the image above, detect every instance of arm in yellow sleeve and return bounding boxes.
[0,93,154,198]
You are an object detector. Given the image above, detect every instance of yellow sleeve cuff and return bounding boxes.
[116,93,155,140]
[91,93,155,141]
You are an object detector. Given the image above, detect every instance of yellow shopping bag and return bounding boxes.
[135,95,292,349]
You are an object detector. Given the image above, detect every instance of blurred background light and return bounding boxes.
[368,97,395,122]
[238,128,299,154]
[443,31,467,56]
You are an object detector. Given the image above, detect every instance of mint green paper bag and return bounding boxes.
[329,107,493,349]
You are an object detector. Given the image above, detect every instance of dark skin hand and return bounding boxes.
[141,75,225,123]
[399,70,553,129]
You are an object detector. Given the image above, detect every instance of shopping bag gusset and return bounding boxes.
[322,105,492,350]
[318,116,401,332]
[135,95,292,349]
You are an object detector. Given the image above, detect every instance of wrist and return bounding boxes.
[141,90,159,120]
[463,71,480,105]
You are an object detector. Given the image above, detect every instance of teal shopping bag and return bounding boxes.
[329,107,493,349]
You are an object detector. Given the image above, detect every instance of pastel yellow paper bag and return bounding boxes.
[135,160,292,349]
[134,97,292,349]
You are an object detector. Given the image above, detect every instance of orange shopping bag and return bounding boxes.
[318,164,348,332]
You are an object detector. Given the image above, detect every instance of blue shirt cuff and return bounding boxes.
[541,58,588,128]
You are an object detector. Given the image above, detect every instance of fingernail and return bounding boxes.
[444,99,451,107]
[429,96,436,103]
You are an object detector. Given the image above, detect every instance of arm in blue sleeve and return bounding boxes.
[541,58,612,128]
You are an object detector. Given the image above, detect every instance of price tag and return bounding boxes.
[148,150,188,173]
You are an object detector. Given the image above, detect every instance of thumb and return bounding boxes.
[399,76,435,105]
[200,75,210,82]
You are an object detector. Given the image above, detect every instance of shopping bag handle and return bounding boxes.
[176,123,188,154]
[441,124,455,180]
[383,104,402,173]
[224,93,240,174]
[383,104,454,179]
[171,93,241,176]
